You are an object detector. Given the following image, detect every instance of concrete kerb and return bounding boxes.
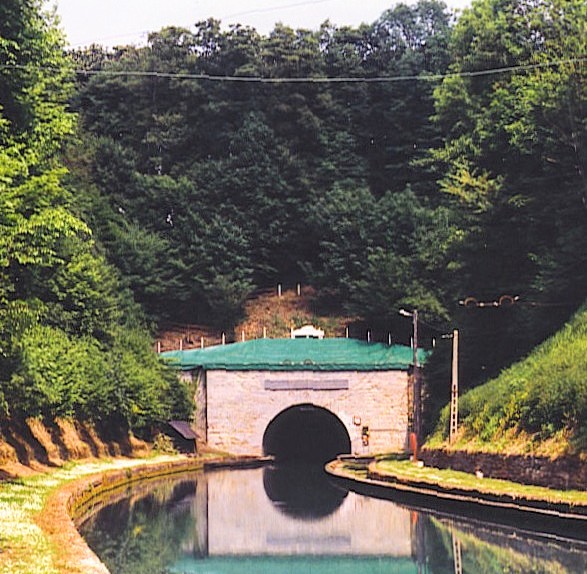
[41,455,271,574]
[325,458,587,539]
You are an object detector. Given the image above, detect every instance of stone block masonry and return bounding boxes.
[421,449,587,491]
[200,369,409,456]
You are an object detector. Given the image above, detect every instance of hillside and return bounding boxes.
[72,0,586,420]
[156,286,358,352]
[429,305,587,456]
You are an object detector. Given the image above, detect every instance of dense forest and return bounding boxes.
[0,0,191,437]
[1,0,586,443]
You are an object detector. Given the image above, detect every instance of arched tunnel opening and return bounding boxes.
[263,404,351,463]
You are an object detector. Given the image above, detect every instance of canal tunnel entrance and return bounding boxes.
[263,404,351,463]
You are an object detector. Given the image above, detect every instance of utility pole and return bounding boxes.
[450,329,459,443]
[412,309,422,446]
[452,530,463,574]
[400,308,421,458]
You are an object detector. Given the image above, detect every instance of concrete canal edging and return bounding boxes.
[40,455,271,574]
[325,458,587,539]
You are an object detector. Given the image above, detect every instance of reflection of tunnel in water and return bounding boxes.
[263,403,351,463]
[262,405,351,520]
[263,462,349,520]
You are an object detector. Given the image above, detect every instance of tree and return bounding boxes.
[359,1,453,195]
[350,189,454,325]
[308,184,376,305]
[0,1,191,431]
[430,0,587,388]
[71,3,456,330]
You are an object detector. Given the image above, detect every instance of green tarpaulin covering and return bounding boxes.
[162,338,427,372]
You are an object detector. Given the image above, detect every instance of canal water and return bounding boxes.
[79,463,587,574]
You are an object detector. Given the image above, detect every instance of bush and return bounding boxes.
[2,323,191,437]
[152,433,178,455]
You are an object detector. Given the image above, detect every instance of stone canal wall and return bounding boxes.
[68,458,206,525]
[421,449,587,490]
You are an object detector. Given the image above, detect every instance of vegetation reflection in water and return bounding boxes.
[79,466,587,574]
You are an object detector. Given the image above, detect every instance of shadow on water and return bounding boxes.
[263,461,348,520]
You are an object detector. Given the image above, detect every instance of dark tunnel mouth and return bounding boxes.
[262,403,351,463]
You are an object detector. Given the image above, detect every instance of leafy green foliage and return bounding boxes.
[71,1,454,327]
[0,0,191,434]
[432,307,587,451]
[427,0,587,400]
[2,320,190,433]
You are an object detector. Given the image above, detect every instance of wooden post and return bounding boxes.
[400,308,420,457]
[450,329,459,443]
[263,326,267,339]
[179,338,183,351]
[200,336,204,349]
[241,330,245,342]
[222,332,226,345]
[277,283,282,297]
[157,341,161,354]
[296,283,301,296]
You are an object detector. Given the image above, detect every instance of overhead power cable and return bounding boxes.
[223,0,334,21]
[1,56,585,84]
[66,0,338,47]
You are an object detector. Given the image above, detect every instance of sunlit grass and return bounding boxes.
[430,306,587,455]
[372,459,587,506]
[0,456,181,574]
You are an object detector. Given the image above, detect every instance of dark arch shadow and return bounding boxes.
[263,462,349,520]
[263,403,351,463]
[262,404,351,520]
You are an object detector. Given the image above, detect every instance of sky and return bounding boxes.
[50,0,471,49]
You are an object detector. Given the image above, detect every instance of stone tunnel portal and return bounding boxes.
[263,404,351,463]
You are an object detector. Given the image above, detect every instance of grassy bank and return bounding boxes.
[0,456,183,574]
[372,459,587,508]
[429,306,587,455]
